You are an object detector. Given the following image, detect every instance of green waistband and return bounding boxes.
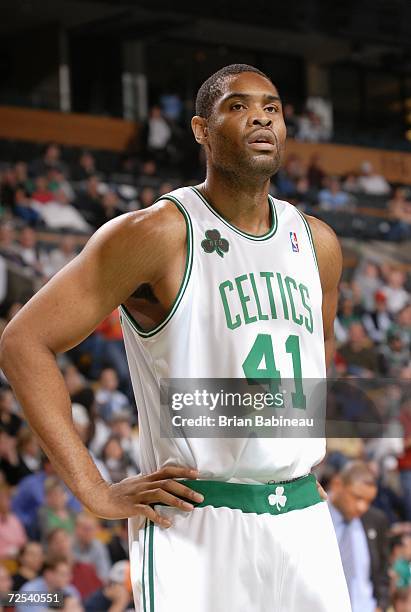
[180,473,322,516]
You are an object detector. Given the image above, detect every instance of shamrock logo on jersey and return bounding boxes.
[268,486,287,511]
[201,229,229,258]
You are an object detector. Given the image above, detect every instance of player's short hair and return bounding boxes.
[195,64,272,119]
[339,460,376,487]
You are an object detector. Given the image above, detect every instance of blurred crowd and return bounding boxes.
[0,134,410,611]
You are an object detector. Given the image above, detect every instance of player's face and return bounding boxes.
[206,72,286,179]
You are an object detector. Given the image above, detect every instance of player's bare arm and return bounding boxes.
[306,215,342,369]
[0,201,203,525]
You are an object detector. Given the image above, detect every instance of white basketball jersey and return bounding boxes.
[120,186,326,483]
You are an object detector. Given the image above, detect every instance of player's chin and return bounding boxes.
[249,154,281,175]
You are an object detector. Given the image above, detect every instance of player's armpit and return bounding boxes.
[304,215,342,369]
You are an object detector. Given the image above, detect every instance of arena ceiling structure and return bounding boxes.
[2,0,411,145]
[3,0,411,71]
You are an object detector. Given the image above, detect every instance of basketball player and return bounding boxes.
[0,65,351,611]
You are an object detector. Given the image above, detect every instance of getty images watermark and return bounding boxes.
[159,378,410,438]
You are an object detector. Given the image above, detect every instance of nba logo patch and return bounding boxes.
[290,231,299,252]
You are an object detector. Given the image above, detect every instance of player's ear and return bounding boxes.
[191,116,208,145]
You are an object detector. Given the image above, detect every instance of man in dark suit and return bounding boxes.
[328,460,390,612]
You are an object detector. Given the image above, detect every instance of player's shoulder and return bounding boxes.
[302,213,342,289]
[301,213,341,259]
[303,213,339,246]
[89,191,188,254]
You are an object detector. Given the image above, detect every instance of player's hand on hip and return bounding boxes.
[92,465,204,527]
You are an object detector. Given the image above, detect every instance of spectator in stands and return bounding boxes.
[14,162,30,190]
[392,588,411,611]
[37,477,77,544]
[72,513,111,583]
[0,484,27,559]
[11,456,81,538]
[16,556,81,612]
[292,176,318,210]
[0,166,18,209]
[109,413,139,472]
[47,528,103,600]
[46,235,77,278]
[328,461,390,612]
[358,161,391,195]
[12,541,44,592]
[307,153,326,190]
[84,560,131,612]
[94,309,131,394]
[335,296,361,344]
[342,172,361,193]
[0,428,41,486]
[0,564,13,608]
[93,190,123,228]
[0,386,21,435]
[381,269,410,315]
[95,369,131,423]
[398,394,411,522]
[338,322,379,376]
[362,290,392,344]
[30,143,67,178]
[296,110,325,142]
[379,330,410,377]
[72,152,98,182]
[143,105,172,163]
[390,533,411,589]
[283,103,299,139]
[14,227,47,277]
[160,91,183,122]
[74,176,103,227]
[59,595,84,611]
[13,188,41,227]
[388,187,411,241]
[136,159,162,190]
[319,177,351,211]
[63,366,95,415]
[389,304,411,348]
[0,430,19,485]
[70,403,110,483]
[0,221,25,266]
[47,168,75,203]
[107,520,128,565]
[100,435,136,483]
[95,368,131,423]
[31,176,54,205]
[34,188,91,233]
[353,261,383,312]
[138,186,156,209]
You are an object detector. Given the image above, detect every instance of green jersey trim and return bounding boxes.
[153,473,322,516]
[294,208,320,273]
[120,195,193,338]
[148,521,155,611]
[142,519,148,612]
[190,186,278,241]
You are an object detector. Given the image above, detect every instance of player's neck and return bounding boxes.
[199,170,272,236]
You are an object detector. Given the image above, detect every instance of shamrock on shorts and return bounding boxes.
[201,229,229,258]
[268,486,287,511]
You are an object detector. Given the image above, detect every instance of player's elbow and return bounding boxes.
[0,322,27,374]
